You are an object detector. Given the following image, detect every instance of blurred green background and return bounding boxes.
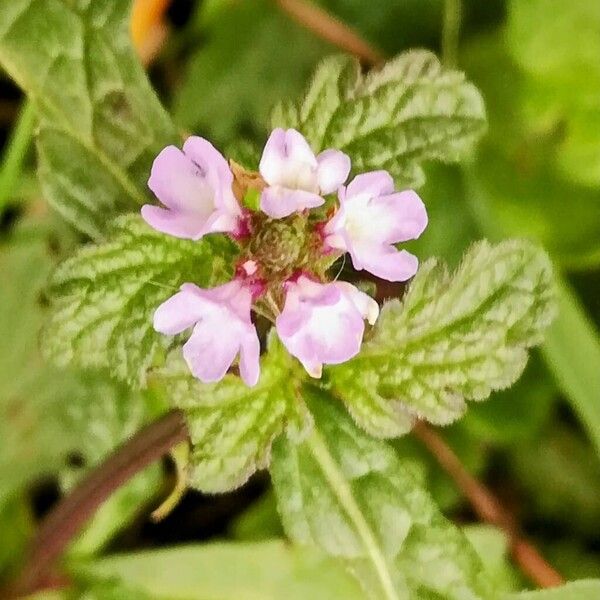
[1,0,599,592]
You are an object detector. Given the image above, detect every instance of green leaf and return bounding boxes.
[272,51,486,188]
[74,540,364,599]
[43,214,237,387]
[329,240,556,438]
[0,99,35,214]
[460,35,600,457]
[230,490,283,541]
[271,387,491,599]
[541,277,600,457]
[0,0,177,239]
[463,525,518,593]
[504,580,600,600]
[157,333,311,493]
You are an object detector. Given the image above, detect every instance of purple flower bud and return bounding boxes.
[324,171,428,282]
[276,275,379,378]
[259,128,350,219]
[154,280,260,386]
[142,136,243,240]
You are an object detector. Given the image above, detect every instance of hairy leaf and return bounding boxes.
[272,51,486,188]
[75,540,363,599]
[328,240,556,437]
[158,334,311,493]
[43,214,237,387]
[271,388,491,599]
[0,0,177,239]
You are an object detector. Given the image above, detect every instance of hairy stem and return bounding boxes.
[413,422,564,588]
[3,410,189,599]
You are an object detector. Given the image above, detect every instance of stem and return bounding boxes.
[3,410,189,599]
[307,429,398,600]
[274,0,384,67]
[413,422,564,589]
[0,100,36,214]
[442,0,461,67]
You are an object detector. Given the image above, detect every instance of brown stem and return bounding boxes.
[413,421,564,588]
[3,409,189,599]
[274,0,385,66]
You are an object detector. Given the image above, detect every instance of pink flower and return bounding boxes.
[154,280,260,386]
[324,171,428,282]
[276,275,379,378]
[142,136,243,240]
[259,128,350,219]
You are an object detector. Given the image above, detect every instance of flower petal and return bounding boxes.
[259,128,318,191]
[344,170,395,200]
[182,136,240,216]
[356,247,419,282]
[316,149,351,194]
[182,136,232,190]
[148,145,216,214]
[183,322,240,383]
[375,191,428,242]
[153,284,208,335]
[145,137,242,240]
[276,278,370,377]
[336,282,380,325]
[239,330,261,386]
[154,280,260,386]
[141,205,209,240]
[260,187,324,219]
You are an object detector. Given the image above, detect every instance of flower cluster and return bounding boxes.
[142,129,427,386]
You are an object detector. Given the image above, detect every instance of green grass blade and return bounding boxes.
[0,99,35,213]
[542,276,600,456]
